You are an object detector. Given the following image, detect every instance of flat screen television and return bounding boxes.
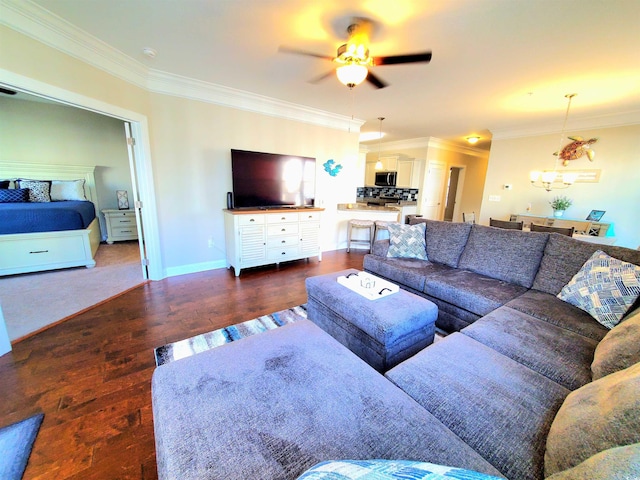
[231,149,316,209]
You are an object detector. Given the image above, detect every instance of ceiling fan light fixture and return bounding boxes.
[336,63,369,88]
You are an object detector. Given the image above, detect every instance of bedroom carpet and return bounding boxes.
[0,242,144,341]
[0,413,44,480]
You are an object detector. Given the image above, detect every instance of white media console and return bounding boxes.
[223,208,323,276]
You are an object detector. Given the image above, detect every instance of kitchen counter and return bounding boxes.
[338,203,401,213]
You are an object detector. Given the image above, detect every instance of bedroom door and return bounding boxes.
[124,122,148,279]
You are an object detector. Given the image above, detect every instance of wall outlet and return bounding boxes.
[488,195,501,202]
[208,237,215,248]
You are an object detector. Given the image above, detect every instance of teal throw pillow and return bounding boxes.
[297,459,502,479]
[387,222,427,260]
[557,250,640,329]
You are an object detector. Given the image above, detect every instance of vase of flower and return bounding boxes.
[550,196,572,217]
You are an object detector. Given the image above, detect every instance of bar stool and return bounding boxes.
[373,220,398,241]
[347,219,375,252]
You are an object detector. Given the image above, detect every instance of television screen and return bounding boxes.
[231,149,316,209]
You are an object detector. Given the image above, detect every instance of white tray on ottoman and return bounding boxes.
[305,268,438,372]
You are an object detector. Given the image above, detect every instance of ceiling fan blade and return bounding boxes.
[278,46,334,61]
[308,70,336,84]
[366,71,388,89]
[0,87,17,95]
[373,51,432,66]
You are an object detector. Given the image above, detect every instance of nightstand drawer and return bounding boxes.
[111,226,137,238]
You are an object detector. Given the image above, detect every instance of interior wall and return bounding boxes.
[0,97,133,240]
[481,124,640,249]
[147,92,361,275]
[1,25,363,278]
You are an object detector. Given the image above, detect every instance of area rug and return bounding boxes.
[154,304,308,366]
[0,413,44,480]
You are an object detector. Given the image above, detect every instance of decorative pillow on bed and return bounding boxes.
[16,179,51,202]
[297,459,501,480]
[387,222,427,260]
[557,250,640,329]
[0,188,29,203]
[0,180,10,189]
[50,179,86,201]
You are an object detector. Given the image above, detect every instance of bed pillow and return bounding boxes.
[16,179,51,202]
[591,307,640,380]
[0,180,9,189]
[0,188,29,203]
[297,459,501,479]
[557,250,640,329]
[387,222,427,260]
[50,179,87,201]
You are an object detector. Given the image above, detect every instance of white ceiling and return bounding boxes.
[17,0,640,149]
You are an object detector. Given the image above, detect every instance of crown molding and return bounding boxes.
[147,70,364,132]
[0,0,362,132]
[491,109,640,140]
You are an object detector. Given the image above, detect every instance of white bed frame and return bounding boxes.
[0,162,101,276]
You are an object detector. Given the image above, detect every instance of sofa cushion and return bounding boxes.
[532,233,640,295]
[457,224,548,288]
[545,443,640,480]
[461,306,598,390]
[591,307,640,380]
[152,320,502,480]
[297,459,502,480]
[506,290,608,341]
[544,362,640,476]
[364,253,452,293]
[386,333,569,480]
[387,222,427,259]
[410,219,472,268]
[557,250,640,329]
[424,268,528,317]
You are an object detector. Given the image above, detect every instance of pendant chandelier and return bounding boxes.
[529,94,579,192]
[374,117,385,170]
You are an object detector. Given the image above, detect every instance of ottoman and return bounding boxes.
[305,268,438,372]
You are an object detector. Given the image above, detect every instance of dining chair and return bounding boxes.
[530,223,574,237]
[489,218,524,230]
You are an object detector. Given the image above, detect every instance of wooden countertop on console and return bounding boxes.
[224,207,325,215]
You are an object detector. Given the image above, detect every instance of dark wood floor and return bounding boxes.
[0,250,366,480]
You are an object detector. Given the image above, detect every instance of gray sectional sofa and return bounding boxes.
[152,220,640,480]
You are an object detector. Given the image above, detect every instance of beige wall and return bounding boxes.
[1,26,362,275]
[147,93,360,271]
[481,124,640,249]
[0,97,133,239]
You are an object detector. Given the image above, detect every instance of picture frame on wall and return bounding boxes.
[117,190,129,210]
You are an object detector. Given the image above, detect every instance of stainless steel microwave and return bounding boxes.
[375,171,397,187]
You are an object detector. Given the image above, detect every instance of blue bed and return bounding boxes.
[0,201,96,235]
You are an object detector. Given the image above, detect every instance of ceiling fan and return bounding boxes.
[279,17,432,89]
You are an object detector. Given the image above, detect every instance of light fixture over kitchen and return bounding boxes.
[375,117,385,170]
[530,94,580,192]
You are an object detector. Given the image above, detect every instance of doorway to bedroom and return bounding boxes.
[0,87,154,342]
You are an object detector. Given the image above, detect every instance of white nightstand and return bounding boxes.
[102,209,138,244]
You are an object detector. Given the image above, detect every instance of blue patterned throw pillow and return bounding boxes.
[297,459,502,479]
[0,188,29,203]
[558,250,640,329]
[387,222,427,260]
